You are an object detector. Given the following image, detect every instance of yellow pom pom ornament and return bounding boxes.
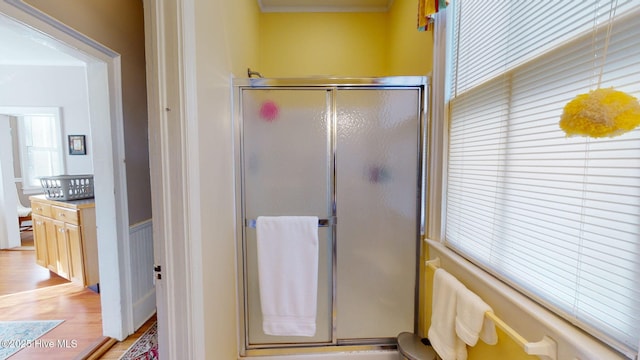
[559,88,640,138]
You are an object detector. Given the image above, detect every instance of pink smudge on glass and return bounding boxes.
[259,100,279,122]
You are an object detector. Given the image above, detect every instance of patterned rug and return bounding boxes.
[119,322,158,360]
[0,320,63,359]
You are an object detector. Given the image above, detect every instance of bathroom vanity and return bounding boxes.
[30,195,99,286]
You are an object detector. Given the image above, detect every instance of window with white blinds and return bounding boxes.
[444,0,640,356]
[18,113,64,190]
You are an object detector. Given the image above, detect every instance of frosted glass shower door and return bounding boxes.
[242,89,333,345]
[335,89,421,340]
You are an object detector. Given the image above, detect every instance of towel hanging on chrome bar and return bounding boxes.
[424,258,558,360]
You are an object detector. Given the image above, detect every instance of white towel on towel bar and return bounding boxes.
[428,268,468,360]
[455,287,497,346]
[256,216,319,337]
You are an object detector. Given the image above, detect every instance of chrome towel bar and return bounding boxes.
[425,257,558,360]
[245,217,334,228]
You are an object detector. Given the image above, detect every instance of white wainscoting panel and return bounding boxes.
[129,219,156,329]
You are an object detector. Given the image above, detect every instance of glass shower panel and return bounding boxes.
[335,89,420,340]
[242,89,333,345]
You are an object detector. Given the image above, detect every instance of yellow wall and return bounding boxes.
[258,0,433,77]
[259,12,389,77]
[191,0,261,357]
[388,0,433,75]
[227,0,261,76]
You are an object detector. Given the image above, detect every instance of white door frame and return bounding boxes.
[0,0,133,340]
[142,0,194,357]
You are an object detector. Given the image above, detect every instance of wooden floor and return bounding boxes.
[0,230,105,359]
[0,249,68,296]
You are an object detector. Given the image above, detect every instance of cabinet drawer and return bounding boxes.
[52,206,79,225]
[31,202,51,217]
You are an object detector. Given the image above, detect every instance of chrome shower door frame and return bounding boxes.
[233,76,430,357]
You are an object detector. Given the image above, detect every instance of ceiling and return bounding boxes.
[0,13,86,66]
[258,0,395,12]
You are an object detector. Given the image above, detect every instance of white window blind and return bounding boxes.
[445,0,640,356]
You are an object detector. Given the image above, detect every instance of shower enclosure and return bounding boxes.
[234,77,428,355]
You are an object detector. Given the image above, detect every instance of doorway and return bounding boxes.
[0,2,132,341]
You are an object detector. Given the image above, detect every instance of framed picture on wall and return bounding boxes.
[68,135,86,155]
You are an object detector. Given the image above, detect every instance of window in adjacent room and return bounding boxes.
[17,109,64,192]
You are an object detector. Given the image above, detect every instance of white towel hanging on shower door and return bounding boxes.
[256,216,319,337]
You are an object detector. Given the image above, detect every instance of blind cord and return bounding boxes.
[597,0,619,88]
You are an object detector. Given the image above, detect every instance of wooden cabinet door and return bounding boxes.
[32,214,48,268]
[45,218,59,273]
[53,220,70,280]
[66,223,85,285]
